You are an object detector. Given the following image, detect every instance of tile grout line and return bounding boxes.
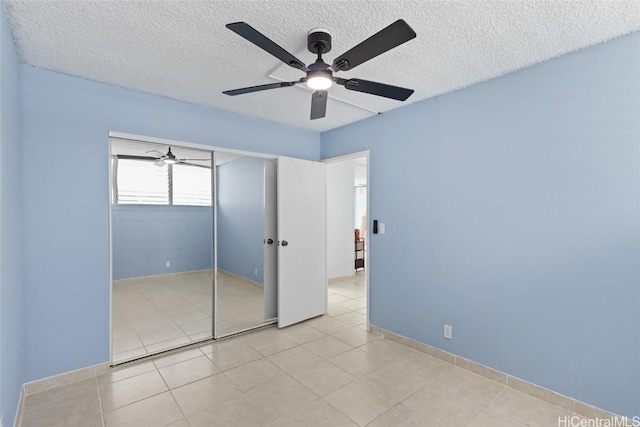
[156,358,190,426]
[166,387,188,425]
[314,334,412,426]
[484,386,507,409]
[94,376,107,427]
[320,393,364,426]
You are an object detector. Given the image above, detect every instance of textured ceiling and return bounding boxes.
[5,1,640,132]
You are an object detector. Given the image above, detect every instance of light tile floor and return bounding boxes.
[113,270,267,363]
[22,272,584,426]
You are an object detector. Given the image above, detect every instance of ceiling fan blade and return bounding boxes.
[338,78,414,101]
[223,81,300,96]
[179,158,211,161]
[177,161,211,169]
[310,91,328,120]
[331,19,416,72]
[116,154,159,161]
[226,22,307,71]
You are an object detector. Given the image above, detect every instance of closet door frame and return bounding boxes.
[211,151,218,340]
[107,131,278,364]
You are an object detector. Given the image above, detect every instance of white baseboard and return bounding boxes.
[217,268,263,288]
[367,323,625,421]
[327,274,356,281]
[22,362,110,397]
[113,269,211,283]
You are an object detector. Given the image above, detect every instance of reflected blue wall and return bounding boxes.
[217,157,265,284]
[112,205,212,280]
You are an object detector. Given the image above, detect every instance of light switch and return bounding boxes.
[379,223,385,234]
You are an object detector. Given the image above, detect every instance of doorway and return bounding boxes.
[324,152,369,327]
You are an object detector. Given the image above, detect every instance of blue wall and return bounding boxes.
[0,6,22,426]
[322,33,640,416]
[11,13,640,419]
[112,205,212,280]
[217,157,265,284]
[20,66,320,382]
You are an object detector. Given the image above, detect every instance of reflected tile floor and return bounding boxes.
[112,270,266,363]
[21,272,581,426]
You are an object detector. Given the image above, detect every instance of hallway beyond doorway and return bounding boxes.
[327,272,367,325]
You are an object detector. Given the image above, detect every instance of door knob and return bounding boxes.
[281,240,289,247]
[266,238,274,245]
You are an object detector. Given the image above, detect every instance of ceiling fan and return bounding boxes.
[223,19,417,120]
[116,147,210,168]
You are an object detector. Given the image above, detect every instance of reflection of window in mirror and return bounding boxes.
[111,158,211,206]
[113,159,169,204]
[173,164,211,206]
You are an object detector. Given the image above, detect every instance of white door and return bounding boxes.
[277,156,327,327]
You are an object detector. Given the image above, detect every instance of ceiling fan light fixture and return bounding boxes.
[224,20,417,120]
[307,72,333,90]
[164,147,178,164]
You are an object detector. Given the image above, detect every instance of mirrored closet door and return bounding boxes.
[110,137,214,364]
[109,138,325,363]
[214,154,277,337]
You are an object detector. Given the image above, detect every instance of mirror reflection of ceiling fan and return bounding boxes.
[116,147,210,168]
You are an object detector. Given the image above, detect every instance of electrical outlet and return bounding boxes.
[254,268,258,276]
[444,324,453,339]
[165,261,170,268]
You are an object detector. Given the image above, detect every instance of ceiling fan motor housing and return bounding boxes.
[223,20,417,119]
[307,28,332,54]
